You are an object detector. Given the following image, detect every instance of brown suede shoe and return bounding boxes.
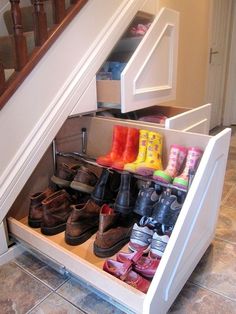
[28,187,55,228]
[41,190,75,235]
[51,163,82,187]
[93,206,135,258]
[65,199,101,245]
[70,165,99,194]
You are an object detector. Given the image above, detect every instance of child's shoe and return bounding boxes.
[153,144,187,183]
[124,129,149,173]
[173,146,203,190]
[135,131,163,177]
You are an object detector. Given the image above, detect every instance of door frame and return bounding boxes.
[223,0,236,126]
[205,0,233,128]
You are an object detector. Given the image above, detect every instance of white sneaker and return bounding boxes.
[149,232,169,258]
[128,223,154,253]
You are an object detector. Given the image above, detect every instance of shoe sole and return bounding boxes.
[41,223,66,235]
[65,227,98,245]
[136,168,155,177]
[70,181,94,194]
[51,175,71,188]
[93,237,130,258]
[28,218,41,228]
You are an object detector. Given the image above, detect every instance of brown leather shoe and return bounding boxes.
[93,206,134,258]
[65,199,101,245]
[70,165,99,194]
[51,162,82,187]
[41,190,75,235]
[28,187,55,228]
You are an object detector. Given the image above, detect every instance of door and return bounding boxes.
[205,0,233,129]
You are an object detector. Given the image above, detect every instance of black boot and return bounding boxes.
[91,168,120,205]
[114,172,138,214]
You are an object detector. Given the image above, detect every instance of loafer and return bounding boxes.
[103,259,150,293]
[116,251,160,279]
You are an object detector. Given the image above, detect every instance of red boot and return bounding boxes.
[112,127,139,171]
[96,125,128,167]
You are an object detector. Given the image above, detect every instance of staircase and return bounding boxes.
[0,0,147,229]
[0,0,87,109]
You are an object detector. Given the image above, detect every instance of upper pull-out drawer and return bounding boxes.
[97,103,211,134]
[96,7,179,113]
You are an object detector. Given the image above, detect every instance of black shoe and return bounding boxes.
[91,168,120,205]
[133,181,160,217]
[151,188,182,228]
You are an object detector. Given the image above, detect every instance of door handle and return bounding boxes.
[209,48,219,64]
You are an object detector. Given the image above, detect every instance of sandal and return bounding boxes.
[103,259,150,293]
[116,250,160,279]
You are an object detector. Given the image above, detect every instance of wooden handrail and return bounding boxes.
[10,0,28,70]
[0,0,88,110]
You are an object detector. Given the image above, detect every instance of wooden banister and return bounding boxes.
[0,63,5,95]
[53,0,66,24]
[10,0,28,70]
[0,0,88,110]
[32,0,48,46]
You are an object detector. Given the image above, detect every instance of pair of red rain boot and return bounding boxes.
[153,145,203,190]
[96,125,139,171]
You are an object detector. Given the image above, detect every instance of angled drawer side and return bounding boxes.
[121,7,179,112]
[165,104,212,134]
[144,128,231,314]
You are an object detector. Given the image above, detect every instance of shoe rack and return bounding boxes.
[6,115,231,314]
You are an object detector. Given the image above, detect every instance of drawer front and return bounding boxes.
[97,104,211,134]
[165,104,211,134]
[7,116,231,313]
[97,8,179,113]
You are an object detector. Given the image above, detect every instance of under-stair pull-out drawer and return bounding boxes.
[96,7,179,113]
[7,116,231,314]
[97,103,211,134]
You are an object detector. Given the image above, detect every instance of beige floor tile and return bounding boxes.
[0,262,51,314]
[222,184,236,207]
[169,282,236,314]
[14,251,68,290]
[189,239,236,301]
[216,206,236,244]
[30,293,83,314]
[57,278,126,314]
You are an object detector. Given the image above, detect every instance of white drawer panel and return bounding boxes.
[7,116,231,313]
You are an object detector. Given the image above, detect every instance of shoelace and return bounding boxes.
[139,216,159,230]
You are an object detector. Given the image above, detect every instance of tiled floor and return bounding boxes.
[1,127,236,314]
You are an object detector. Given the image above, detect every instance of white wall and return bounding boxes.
[156,0,211,109]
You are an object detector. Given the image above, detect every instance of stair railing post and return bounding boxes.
[32,0,48,46]
[0,62,5,95]
[52,0,66,24]
[10,0,28,71]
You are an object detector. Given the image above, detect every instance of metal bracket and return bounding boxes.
[52,128,96,175]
